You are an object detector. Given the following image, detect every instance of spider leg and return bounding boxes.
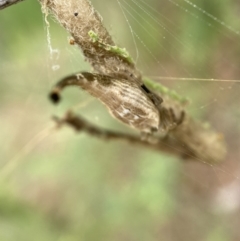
[140,84,185,131]
[140,84,163,108]
[160,107,185,131]
[176,110,185,125]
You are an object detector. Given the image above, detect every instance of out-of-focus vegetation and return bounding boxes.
[0,0,240,241]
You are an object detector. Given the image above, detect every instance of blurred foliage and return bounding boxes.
[0,0,240,241]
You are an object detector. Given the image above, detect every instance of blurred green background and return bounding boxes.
[0,0,240,240]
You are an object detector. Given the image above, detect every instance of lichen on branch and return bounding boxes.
[40,0,140,80]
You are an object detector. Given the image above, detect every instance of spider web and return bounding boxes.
[0,0,240,240]
[105,0,240,239]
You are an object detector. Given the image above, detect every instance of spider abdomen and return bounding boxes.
[79,73,160,132]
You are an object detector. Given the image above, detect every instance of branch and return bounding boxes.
[39,0,226,164]
[54,112,196,160]
[0,0,24,10]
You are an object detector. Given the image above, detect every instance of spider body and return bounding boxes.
[51,72,160,133]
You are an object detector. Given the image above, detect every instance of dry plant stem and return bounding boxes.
[39,0,140,81]
[54,112,196,159]
[0,0,24,10]
[39,0,227,164]
[55,112,225,163]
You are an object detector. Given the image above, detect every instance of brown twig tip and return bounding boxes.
[49,89,61,104]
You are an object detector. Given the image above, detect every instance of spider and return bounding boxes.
[50,71,184,135]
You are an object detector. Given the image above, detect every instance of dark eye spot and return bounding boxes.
[74,12,78,16]
[141,84,151,93]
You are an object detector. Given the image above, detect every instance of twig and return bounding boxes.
[54,112,196,160]
[36,0,226,164]
[0,0,24,10]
